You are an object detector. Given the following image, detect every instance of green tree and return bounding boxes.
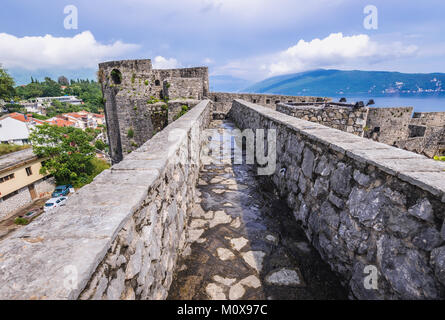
[41,77,62,97]
[94,139,106,151]
[30,124,97,187]
[15,82,44,99]
[4,103,26,113]
[0,67,16,101]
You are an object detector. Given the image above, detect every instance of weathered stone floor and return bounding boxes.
[167,120,347,300]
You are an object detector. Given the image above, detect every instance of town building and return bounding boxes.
[34,96,83,105]
[21,101,41,114]
[0,148,54,220]
[53,111,105,129]
[0,116,31,145]
[45,117,75,127]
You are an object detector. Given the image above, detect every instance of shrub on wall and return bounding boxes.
[174,105,189,120]
[127,128,134,138]
[147,96,161,104]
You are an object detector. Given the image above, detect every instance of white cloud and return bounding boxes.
[268,33,418,75]
[216,33,418,80]
[0,31,139,70]
[152,56,181,69]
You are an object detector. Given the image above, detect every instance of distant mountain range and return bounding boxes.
[240,69,445,97]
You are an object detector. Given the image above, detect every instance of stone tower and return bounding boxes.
[98,59,209,163]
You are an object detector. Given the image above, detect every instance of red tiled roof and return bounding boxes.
[7,112,27,122]
[45,119,75,127]
[5,112,45,125]
[64,113,83,118]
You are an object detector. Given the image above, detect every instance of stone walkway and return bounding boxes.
[167,120,347,300]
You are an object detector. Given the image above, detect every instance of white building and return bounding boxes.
[0,117,30,145]
[35,96,83,105]
[21,102,41,114]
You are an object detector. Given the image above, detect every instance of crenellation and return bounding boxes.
[364,107,413,146]
[276,101,445,158]
[210,92,331,118]
[397,112,445,157]
[277,103,368,137]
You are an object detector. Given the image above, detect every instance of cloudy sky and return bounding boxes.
[1,0,444,83]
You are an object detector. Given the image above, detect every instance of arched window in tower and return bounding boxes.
[155,79,161,86]
[110,69,122,85]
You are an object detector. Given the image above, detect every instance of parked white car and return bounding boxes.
[44,196,68,212]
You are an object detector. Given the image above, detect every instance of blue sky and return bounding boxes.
[1,0,445,84]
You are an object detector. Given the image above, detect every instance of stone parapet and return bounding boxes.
[229,99,445,299]
[277,103,368,136]
[0,100,212,300]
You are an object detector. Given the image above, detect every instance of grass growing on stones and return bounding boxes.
[174,105,189,120]
[147,96,161,104]
[127,128,134,138]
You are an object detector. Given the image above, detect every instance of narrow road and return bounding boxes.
[168,120,347,300]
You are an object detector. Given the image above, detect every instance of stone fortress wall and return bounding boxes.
[364,107,413,146]
[229,99,445,299]
[0,100,212,300]
[277,103,368,137]
[210,92,331,118]
[397,112,445,158]
[411,111,445,127]
[276,101,445,158]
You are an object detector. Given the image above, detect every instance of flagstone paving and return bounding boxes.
[167,120,347,300]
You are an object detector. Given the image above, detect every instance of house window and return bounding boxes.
[0,173,15,183]
[26,167,33,176]
[275,100,280,104]
[266,99,271,104]
[253,99,257,103]
[155,80,161,86]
